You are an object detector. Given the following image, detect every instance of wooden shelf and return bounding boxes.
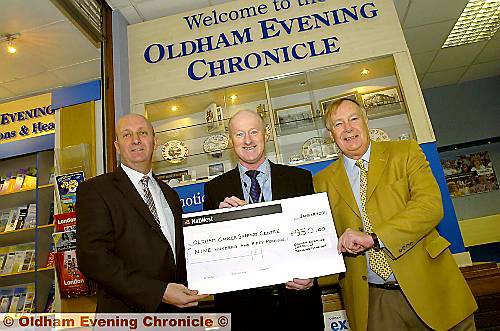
[0,225,53,248]
[0,187,37,197]
[0,269,36,287]
[37,266,55,273]
[38,224,54,229]
[0,227,37,247]
[0,189,36,210]
[1,149,55,313]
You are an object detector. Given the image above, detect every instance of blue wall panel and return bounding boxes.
[52,80,101,110]
[0,134,54,159]
[420,142,465,253]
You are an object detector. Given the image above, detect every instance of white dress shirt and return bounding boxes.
[121,164,176,261]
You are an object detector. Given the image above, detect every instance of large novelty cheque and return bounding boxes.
[183,193,345,294]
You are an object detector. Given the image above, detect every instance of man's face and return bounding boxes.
[114,114,156,173]
[230,111,266,170]
[328,101,370,159]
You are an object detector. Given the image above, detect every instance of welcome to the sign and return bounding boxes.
[143,0,379,81]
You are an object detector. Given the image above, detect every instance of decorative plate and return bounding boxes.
[369,128,390,142]
[302,137,338,159]
[203,133,229,155]
[161,140,189,164]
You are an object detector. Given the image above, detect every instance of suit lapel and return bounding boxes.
[328,157,361,218]
[112,167,167,242]
[269,162,290,200]
[367,141,389,202]
[226,167,245,199]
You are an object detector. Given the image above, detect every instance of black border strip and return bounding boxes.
[183,204,282,227]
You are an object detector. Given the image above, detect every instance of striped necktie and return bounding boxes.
[140,175,160,225]
[245,170,261,204]
[355,159,392,280]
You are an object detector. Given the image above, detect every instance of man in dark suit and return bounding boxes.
[76,114,207,312]
[203,110,324,331]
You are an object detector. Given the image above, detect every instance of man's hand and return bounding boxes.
[337,228,374,254]
[162,283,209,308]
[285,278,314,290]
[219,196,247,208]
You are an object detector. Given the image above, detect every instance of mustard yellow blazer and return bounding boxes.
[314,140,476,330]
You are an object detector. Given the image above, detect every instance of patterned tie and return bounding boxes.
[355,159,392,280]
[245,170,262,204]
[140,176,160,225]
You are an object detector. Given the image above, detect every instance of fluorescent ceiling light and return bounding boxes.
[442,0,500,48]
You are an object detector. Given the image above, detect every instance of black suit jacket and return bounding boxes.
[203,161,324,330]
[76,167,187,312]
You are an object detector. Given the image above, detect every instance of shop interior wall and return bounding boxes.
[423,76,500,261]
[112,10,130,120]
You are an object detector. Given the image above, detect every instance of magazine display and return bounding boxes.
[55,172,85,213]
[52,212,93,298]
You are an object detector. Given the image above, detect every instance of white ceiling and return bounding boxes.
[0,0,499,104]
[0,0,101,103]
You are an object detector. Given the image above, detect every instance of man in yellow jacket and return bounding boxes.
[313,98,477,330]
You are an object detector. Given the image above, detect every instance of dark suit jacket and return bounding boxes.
[203,161,324,330]
[76,166,187,313]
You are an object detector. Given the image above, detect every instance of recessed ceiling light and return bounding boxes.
[171,106,178,111]
[7,43,16,54]
[360,69,370,75]
[442,0,500,48]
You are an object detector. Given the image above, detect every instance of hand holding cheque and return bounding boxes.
[183,193,345,294]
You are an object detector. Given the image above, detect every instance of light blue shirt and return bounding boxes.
[343,144,395,284]
[238,159,272,203]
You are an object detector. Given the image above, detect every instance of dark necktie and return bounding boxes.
[245,170,261,204]
[140,175,160,225]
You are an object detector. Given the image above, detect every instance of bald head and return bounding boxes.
[228,110,265,135]
[115,114,154,139]
[114,113,156,174]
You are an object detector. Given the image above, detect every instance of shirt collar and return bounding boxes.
[121,163,153,186]
[238,158,270,179]
[343,143,372,172]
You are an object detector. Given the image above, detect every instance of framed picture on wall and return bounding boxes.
[319,92,359,115]
[274,103,313,133]
[208,162,225,178]
[360,86,401,109]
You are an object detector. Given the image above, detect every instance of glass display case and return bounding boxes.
[146,55,414,186]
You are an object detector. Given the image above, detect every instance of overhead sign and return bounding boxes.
[128,0,406,106]
[0,93,54,145]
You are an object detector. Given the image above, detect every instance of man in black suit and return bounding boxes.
[203,110,324,331]
[76,114,207,312]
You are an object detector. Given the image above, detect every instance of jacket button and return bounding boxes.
[399,248,403,253]
[362,276,367,281]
